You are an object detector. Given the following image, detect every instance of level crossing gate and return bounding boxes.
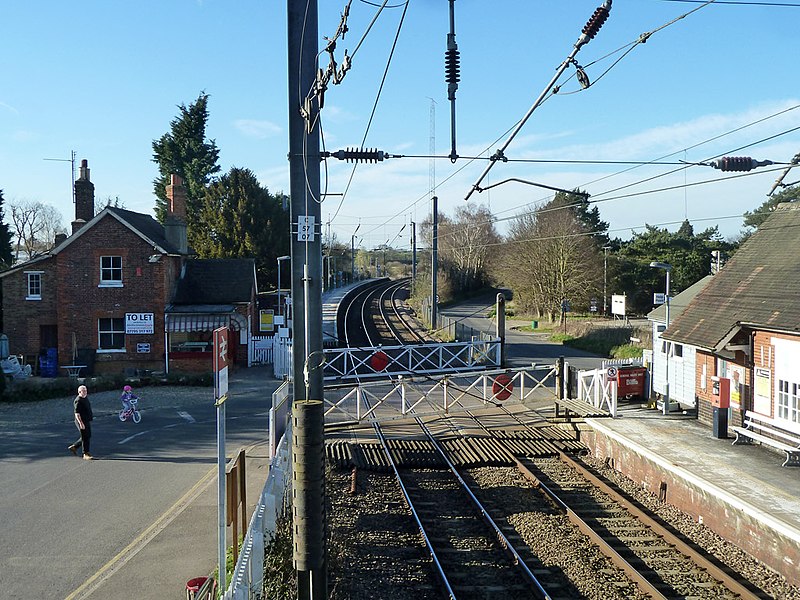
[323,339,501,382]
[322,365,558,426]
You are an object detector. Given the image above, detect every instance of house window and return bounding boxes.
[100,256,123,287]
[98,318,125,351]
[777,379,800,424]
[673,344,683,358]
[26,272,43,299]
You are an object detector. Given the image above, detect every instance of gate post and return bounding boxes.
[556,356,565,400]
[496,293,506,367]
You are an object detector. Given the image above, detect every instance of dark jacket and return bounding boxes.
[74,395,93,422]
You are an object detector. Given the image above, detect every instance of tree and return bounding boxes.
[0,190,14,268]
[152,92,221,246]
[438,203,499,292]
[613,222,732,314]
[9,200,66,261]
[496,192,602,321]
[742,185,800,231]
[193,167,289,285]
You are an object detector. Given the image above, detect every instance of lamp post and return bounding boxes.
[351,224,360,283]
[650,261,672,416]
[276,255,290,318]
[603,245,611,316]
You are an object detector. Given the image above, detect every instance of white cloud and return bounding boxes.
[233,119,282,139]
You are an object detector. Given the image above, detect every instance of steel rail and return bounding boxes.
[513,456,668,600]
[412,415,553,600]
[435,399,760,600]
[556,450,761,600]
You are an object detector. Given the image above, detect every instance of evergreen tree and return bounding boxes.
[193,167,290,285]
[152,92,221,246]
[742,186,800,231]
[0,190,14,268]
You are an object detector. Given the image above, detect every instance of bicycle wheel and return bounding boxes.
[132,410,141,424]
[118,409,127,421]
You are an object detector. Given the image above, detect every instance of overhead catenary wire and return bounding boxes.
[464,0,613,203]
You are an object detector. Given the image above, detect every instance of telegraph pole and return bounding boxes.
[287,1,326,598]
[431,196,439,330]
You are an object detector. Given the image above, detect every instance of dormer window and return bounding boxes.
[100,255,123,287]
[25,271,43,300]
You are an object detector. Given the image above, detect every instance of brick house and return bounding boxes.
[0,161,257,376]
[663,202,800,435]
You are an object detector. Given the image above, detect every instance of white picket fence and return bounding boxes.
[223,408,292,599]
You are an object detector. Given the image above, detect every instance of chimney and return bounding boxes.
[73,159,94,223]
[54,233,67,247]
[164,174,188,254]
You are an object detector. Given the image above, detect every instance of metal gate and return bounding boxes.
[322,364,558,426]
[323,339,501,381]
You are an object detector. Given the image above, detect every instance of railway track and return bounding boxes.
[327,401,774,599]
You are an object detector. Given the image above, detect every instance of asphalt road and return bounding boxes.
[440,295,611,372]
[0,369,278,600]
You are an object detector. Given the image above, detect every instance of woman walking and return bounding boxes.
[68,384,94,460]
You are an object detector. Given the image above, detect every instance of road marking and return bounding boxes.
[117,430,148,445]
[64,465,217,600]
[177,410,196,423]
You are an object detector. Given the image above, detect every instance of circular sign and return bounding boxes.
[492,374,514,401]
[370,350,390,372]
[606,366,618,379]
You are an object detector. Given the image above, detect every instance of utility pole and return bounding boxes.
[431,195,438,330]
[603,245,611,316]
[287,1,326,598]
[411,221,416,295]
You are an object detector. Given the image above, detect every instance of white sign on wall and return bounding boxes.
[126,313,154,334]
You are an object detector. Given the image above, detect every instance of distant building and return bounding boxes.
[0,160,258,377]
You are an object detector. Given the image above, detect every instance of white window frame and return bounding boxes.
[25,271,43,300]
[99,255,123,287]
[98,317,126,352]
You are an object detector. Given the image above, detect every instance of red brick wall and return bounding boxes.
[54,217,177,374]
[2,260,59,357]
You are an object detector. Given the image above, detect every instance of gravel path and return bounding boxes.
[0,383,212,427]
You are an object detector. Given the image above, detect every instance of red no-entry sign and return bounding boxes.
[492,374,514,401]
[370,350,390,372]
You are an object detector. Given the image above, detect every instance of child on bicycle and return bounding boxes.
[120,385,139,411]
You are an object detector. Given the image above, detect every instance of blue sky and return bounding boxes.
[2,0,799,252]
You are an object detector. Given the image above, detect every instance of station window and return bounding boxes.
[100,255,123,287]
[169,332,213,353]
[777,379,800,424]
[98,318,125,351]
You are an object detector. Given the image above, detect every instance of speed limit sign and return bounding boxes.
[606,366,618,379]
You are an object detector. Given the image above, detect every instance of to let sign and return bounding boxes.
[213,327,229,400]
[126,313,154,334]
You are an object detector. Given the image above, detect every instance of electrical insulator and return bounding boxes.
[709,157,774,172]
[582,0,612,41]
[445,34,460,101]
[326,148,388,163]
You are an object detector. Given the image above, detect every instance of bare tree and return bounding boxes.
[10,200,66,261]
[497,195,601,322]
[439,204,499,290]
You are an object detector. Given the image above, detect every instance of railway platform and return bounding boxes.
[580,403,800,586]
[322,280,376,347]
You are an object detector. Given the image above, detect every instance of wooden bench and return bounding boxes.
[731,410,800,467]
[554,397,610,420]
